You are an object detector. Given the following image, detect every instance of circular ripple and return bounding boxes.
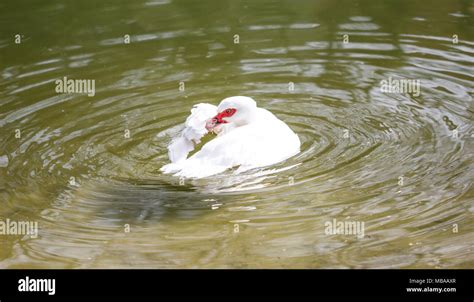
[0,0,473,268]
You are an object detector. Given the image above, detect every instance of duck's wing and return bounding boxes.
[167,103,217,163]
[162,125,258,177]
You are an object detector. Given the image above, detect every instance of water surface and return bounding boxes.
[0,0,473,268]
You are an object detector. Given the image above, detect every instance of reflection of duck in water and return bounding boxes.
[161,96,300,178]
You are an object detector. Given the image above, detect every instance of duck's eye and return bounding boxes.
[226,109,231,114]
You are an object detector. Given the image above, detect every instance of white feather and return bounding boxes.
[166,103,217,164]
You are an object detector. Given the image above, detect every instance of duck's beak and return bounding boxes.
[205,113,228,132]
[205,118,218,132]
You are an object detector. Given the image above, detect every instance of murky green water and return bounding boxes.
[0,0,473,268]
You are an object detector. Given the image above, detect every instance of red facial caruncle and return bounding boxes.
[205,108,237,131]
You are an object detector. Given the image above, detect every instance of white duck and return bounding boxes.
[161,96,300,178]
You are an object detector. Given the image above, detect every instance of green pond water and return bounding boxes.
[0,0,473,268]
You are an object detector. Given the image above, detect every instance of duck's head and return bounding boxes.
[205,96,257,132]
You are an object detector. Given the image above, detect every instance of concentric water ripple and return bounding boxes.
[0,0,473,268]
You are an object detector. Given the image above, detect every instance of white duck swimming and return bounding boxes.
[161,96,300,178]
